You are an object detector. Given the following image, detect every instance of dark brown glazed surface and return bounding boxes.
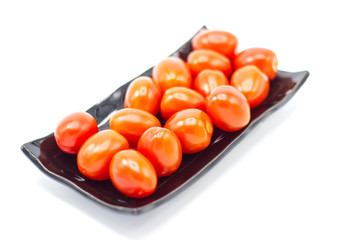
[21,26,309,214]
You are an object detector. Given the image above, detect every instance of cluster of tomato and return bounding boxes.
[54,29,278,198]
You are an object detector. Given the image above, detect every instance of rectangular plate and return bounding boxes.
[21,26,309,214]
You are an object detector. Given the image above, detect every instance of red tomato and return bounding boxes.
[233,48,278,81]
[231,65,269,108]
[187,49,232,77]
[109,149,157,198]
[152,57,192,93]
[55,112,98,154]
[109,108,161,147]
[124,76,162,115]
[160,86,206,120]
[164,109,213,154]
[137,127,182,177]
[193,69,229,97]
[206,85,251,132]
[77,129,129,181]
[191,30,238,59]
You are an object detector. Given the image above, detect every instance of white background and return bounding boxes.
[1,0,359,239]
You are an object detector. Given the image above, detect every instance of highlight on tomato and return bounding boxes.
[187,49,232,77]
[206,85,251,132]
[54,112,98,154]
[164,108,214,154]
[124,76,162,115]
[77,129,129,181]
[233,47,278,81]
[137,127,182,177]
[109,108,161,147]
[160,86,206,120]
[109,149,157,198]
[191,29,238,59]
[231,65,270,108]
[193,69,229,97]
[152,56,192,93]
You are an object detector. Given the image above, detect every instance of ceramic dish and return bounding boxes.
[21,26,309,214]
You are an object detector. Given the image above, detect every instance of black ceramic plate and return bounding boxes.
[21,26,309,214]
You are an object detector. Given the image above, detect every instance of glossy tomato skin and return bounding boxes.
[187,49,232,78]
[231,65,269,108]
[193,69,229,97]
[109,108,161,147]
[191,30,238,59]
[124,76,162,115]
[164,109,213,154]
[160,86,206,120]
[233,48,278,81]
[152,57,192,93]
[55,112,98,154]
[109,149,157,198]
[206,85,251,132]
[77,129,129,181]
[137,127,182,177]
